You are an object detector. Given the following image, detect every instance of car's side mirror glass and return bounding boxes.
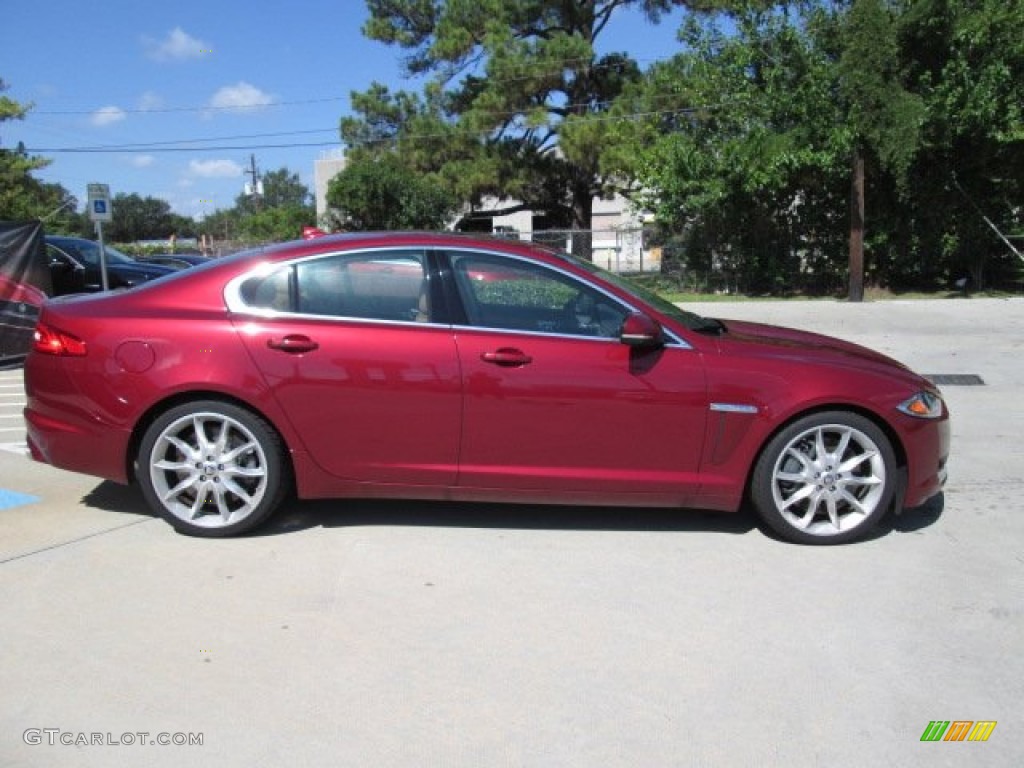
[620,312,664,348]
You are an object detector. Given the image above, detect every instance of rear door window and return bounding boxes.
[237,250,430,323]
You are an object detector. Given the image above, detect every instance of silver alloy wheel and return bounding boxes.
[770,423,886,536]
[148,411,270,529]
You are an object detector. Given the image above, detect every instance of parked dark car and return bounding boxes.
[24,232,949,543]
[133,252,212,270]
[44,235,175,295]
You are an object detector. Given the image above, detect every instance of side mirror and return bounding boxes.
[620,312,664,348]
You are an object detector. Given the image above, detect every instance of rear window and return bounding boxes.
[236,250,429,322]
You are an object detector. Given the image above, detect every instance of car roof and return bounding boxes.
[45,235,87,243]
[241,231,572,267]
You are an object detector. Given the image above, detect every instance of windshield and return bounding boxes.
[54,239,135,267]
[558,252,710,331]
[82,242,134,265]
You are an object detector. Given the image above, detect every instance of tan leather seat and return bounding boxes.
[414,280,430,322]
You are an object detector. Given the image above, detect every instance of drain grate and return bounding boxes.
[925,374,985,386]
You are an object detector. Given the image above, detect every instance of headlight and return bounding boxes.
[898,391,944,419]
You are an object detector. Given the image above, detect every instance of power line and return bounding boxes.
[25,103,726,155]
[26,55,679,117]
[93,128,338,148]
[29,140,343,154]
[31,95,349,116]
[27,128,340,152]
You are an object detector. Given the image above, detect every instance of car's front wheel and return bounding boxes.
[137,401,288,537]
[751,411,898,544]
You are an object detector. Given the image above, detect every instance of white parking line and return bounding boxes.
[0,443,29,456]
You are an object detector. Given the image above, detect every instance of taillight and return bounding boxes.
[33,323,87,356]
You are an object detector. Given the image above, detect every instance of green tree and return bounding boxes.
[326,152,457,230]
[200,207,243,242]
[611,1,978,296]
[608,7,853,294]
[231,165,315,241]
[894,0,1024,290]
[235,167,313,213]
[839,0,924,300]
[348,0,746,257]
[1,79,77,225]
[239,205,317,241]
[105,193,191,242]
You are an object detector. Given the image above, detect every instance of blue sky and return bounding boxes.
[3,0,691,222]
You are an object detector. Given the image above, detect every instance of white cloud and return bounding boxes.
[207,82,274,114]
[138,91,163,112]
[90,106,126,126]
[188,159,243,178]
[145,27,209,61]
[131,155,155,168]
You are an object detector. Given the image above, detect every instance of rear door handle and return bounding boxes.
[267,335,319,354]
[481,348,532,367]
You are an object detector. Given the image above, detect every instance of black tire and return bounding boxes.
[750,411,898,545]
[137,400,289,537]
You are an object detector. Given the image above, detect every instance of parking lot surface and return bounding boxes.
[1,297,1021,767]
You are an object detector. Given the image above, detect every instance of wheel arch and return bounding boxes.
[126,390,296,490]
[744,403,908,500]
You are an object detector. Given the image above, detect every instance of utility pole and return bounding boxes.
[848,149,865,303]
[244,154,263,210]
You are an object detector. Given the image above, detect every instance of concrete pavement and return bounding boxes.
[0,297,1021,767]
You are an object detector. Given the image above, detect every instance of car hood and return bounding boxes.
[137,253,211,266]
[713,318,927,383]
[108,261,175,281]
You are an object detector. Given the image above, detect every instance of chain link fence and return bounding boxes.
[494,227,661,274]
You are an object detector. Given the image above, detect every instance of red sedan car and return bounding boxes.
[23,232,949,543]
[1,273,46,363]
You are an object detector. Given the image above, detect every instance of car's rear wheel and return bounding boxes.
[137,401,288,537]
[751,411,898,544]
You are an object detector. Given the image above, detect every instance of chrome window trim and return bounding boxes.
[223,246,448,326]
[439,245,692,349]
[450,323,625,344]
[223,243,692,348]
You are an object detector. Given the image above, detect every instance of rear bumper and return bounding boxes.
[24,348,136,484]
[25,406,132,484]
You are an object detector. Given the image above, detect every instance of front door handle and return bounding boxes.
[267,335,319,354]
[481,348,532,367]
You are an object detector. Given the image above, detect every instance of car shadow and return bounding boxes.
[885,492,946,535]
[748,492,946,545]
[261,497,758,538]
[78,480,943,542]
[80,482,158,518]
[79,481,757,536]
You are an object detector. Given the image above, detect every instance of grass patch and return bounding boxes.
[624,274,1021,303]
